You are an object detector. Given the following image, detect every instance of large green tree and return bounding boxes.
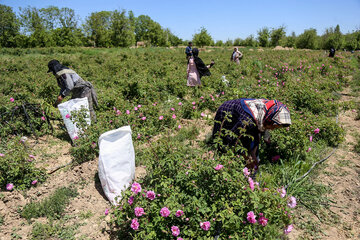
[296,28,318,49]
[84,11,112,47]
[0,4,20,47]
[257,27,270,47]
[135,15,166,46]
[110,10,135,47]
[270,26,286,47]
[192,27,213,47]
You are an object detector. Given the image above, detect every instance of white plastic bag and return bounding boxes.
[58,97,91,141]
[98,126,135,205]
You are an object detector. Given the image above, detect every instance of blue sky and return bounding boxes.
[2,0,360,41]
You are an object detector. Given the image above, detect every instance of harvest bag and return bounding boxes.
[98,126,135,205]
[58,97,91,141]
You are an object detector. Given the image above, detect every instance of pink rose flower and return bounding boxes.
[73,136,79,140]
[258,216,268,226]
[214,164,224,171]
[306,147,311,152]
[178,102,182,106]
[104,208,109,215]
[41,116,46,121]
[192,106,196,110]
[146,191,156,200]
[128,196,134,205]
[171,226,180,237]
[10,97,15,102]
[134,107,138,111]
[314,128,320,134]
[201,112,205,117]
[160,207,170,217]
[243,167,250,177]
[177,238,184,240]
[65,114,71,119]
[248,177,255,191]
[192,102,196,105]
[172,114,176,119]
[0,153,4,157]
[278,187,286,198]
[116,110,121,115]
[287,196,297,208]
[247,211,257,224]
[200,221,211,231]
[141,117,146,121]
[126,110,130,115]
[130,218,139,230]
[309,135,313,142]
[137,105,142,108]
[134,207,145,217]
[31,180,37,185]
[175,210,184,217]
[171,107,175,111]
[178,125,182,129]
[6,183,14,191]
[284,224,293,234]
[159,116,164,120]
[131,182,142,194]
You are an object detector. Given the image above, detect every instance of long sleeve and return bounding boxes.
[58,74,74,97]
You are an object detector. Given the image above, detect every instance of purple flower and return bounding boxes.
[6,183,14,191]
[134,207,145,217]
[128,196,134,205]
[130,218,139,230]
[287,196,297,208]
[214,164,224,171]
[131,182,142,194]
[258,216,268,226]
[243,167,250,177]
[31,180,38,185]
[175,210,184,217]
[284,224,293,234]
[146,191,156,200]
[200,221,211,231]
[171,226,180,237]
[247,211,257,224]
[105,208,109,215]
[314,128,320,134]
[160,207,170,217]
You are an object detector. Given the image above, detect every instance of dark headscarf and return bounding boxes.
[47,60,69,75]
[192,48,211,78]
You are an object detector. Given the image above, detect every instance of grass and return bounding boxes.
[79,210,94,220]
[21,187,78,221]
[0,213,4,226]
[31,219,81,240]
[354,134,360,154]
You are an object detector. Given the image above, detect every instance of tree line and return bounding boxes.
[1,4,359,50]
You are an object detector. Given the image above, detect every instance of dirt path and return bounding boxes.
[290,88,360,239]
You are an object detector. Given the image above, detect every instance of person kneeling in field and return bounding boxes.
[47,60,98,121]
[187,48,215,86]
[212,98,291,171]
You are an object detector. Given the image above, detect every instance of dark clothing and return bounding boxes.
[185,46,192,57]
[329,47,335,57]
[192,48,211,78]
[48,60,69,74]
[212,99,260,152]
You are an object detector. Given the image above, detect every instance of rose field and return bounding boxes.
[0,47,359,239]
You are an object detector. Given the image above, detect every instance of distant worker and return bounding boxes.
[329,47,335,57]
[185,42,193,60]
[187,48,215,86]
[212,98,291,170]
[47,60,98,121]
[230,47,243,64]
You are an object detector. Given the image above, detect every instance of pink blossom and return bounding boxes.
[134,207,145,217]
[6,183,14,191]
[178,102,182,106]
[160,207,170,217]
[309,135,313,142]
[10,97,15,102]
[137,134,141,139]
[278,187,286,198]
[200,221,211,231]
[314,128,320,134]
[258,216,268,226]
[171,107,175,111]
[146,191,156,200]
[131,182,142,194]
[159,115,164,120]
[221,91,225,95]
[130,218,139,230]
[192,102,196,105]
[192,106,196,110]
[41,116,46,121]
[128,196,134,205]
[214,164,224,171]
[246,211,257,224]
[29,154,35,159]
[134,107,138,111]
[175,210,184,217]
[126,110,130,115]
[105,208,109,215]
[272,155,280,162]
[172,114,176,119]
[243,167,250,177]
[178,125,182,129]
[248,177,255,191]
[306,147,311,152]
[177,238,184,240]
[284,224,293,234]
[141,117,146,121]
[137,105,142,108]
[31,180,37,185]
[73,136,79,140]
[201,112,205,117]
[171,226,180,237]
[0,153,4,157]
[116,110,121,115]
[65,114,71,119]
[200,96,204,99]
[287,196,297,208]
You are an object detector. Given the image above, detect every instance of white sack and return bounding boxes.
[98,126,135,205]
[58,97,91,141]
